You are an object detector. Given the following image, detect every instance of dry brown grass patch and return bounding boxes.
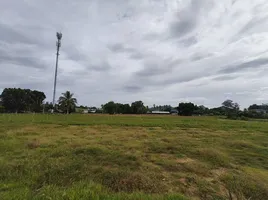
[26,139,40,149]
[176,157,194,164]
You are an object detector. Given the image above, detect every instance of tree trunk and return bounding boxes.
[67,107,69,114]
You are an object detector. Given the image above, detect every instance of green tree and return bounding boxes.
[1,88,26,113]
[222,99,240,119]
[102,102,132,114]
[31,90,46,112]
[122,104,132,114]
[43,102,54,113]
[1,88,46,113]
[103,101,117,114]
[194,105,209,115]
[0,105,4,113]
[151,105,172,112]
[131,101,147,114]
[58,91,77,114]
[208,107,225,116]
[248,103,268,111]
[177,102,196,116]
[222,99,239,110]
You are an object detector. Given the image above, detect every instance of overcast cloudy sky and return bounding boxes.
[1,0,268,108]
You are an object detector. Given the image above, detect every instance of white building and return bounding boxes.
[151,111,170,114]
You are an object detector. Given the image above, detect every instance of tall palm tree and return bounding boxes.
[58,91,77,114]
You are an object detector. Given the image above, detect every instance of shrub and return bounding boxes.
[0,105,5,113]
[227,113,238,120]
[240,116,249,121]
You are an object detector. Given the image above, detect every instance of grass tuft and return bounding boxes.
[26,139,40,149]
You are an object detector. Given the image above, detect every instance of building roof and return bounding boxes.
[151,111,170,114]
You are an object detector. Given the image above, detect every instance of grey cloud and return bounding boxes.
[65,47,88,61]
[123,85,143,93]
[158,71,214,86]
[108,43,124,52]
[134,70,213,90]
[191,54,204,61]
[13,81,48,90]
[116,12,133,21]
[107,43,135,53]
[0,50,45,69]
[135,58,181,77]
[88,61,112,72]
[0,68,49,91]
[239,19,260,34]
[129,51,144,60]
[64,47,111,72]
[57,75,76,87]
[143,32,166,41]
[231,15,268,43]
[161,74,201,85]
[169,0,204,38]
[219,58,268,74]
[178,36,198,47]
[143,13,199,42]
[0,23,34,44]
[232,16,268,41]
[212,75,238,81]
[108,43,146,61]
[190,52,214,62]
[170,17,196,38]
[232,0,238,5]
[128,58,208,90]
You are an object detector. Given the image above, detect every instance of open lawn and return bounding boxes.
[0,114,268,200]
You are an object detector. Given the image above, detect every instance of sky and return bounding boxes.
[1,0,268,108]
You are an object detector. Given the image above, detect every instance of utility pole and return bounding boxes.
[52,32,62,113]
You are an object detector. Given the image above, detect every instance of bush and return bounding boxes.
[0,105,5,113]
[221,173,268,200]
[240,116,249,121]
[100,171,166,193]
[227,113,238,120]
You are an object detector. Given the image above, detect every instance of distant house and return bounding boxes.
[82,109,88,114]
[151,111,170,114]
[82,108,97,114]
[248,104,268,114]
[250,109,267,114]
[88,108,97,113]
[170,109,178,115]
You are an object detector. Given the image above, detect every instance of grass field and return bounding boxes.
[0,114,268,200]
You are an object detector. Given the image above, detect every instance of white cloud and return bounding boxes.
[1,0,268,108]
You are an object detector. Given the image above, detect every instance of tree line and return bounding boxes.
[0,88,77,114]
[1,88,268,120]
[101,101,148,114]
[0,88,46,113]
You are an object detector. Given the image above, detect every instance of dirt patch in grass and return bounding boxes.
[26,139,40,149]
[176,158,194,164]
[210,168,227,178]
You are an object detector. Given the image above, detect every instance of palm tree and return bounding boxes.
[58,91,77,114]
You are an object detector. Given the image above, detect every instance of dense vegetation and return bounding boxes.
[1,87,268,120]
[0,114,267,200]
[1,88,46,113]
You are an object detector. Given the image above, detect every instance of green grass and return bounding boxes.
[0,114,268,200]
